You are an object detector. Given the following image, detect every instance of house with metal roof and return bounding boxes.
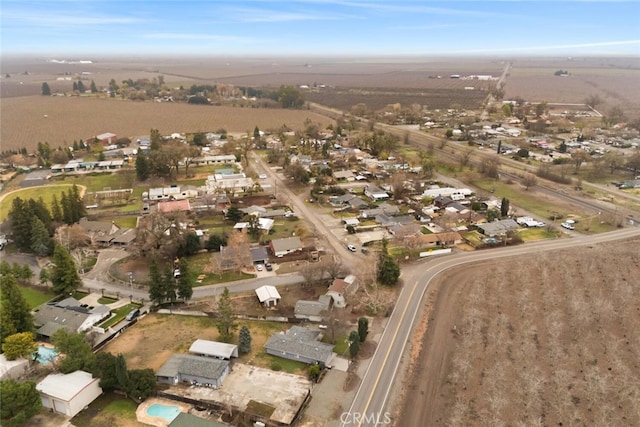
[364,185,389,201]
[36,370,102,417]
[264,326,334,367]
[189,339,238,359]
[269,236,303,258]
[255,285,281,307]
[475,219,519,236]
[156,354,229,387]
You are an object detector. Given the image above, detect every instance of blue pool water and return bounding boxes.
[147,403,181,422]
[36,345,58,364]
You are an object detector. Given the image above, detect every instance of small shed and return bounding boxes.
[36,370,102,417]
[189,339,238,359]
[256,285,281,307]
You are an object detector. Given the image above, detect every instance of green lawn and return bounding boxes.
[0,185,77,222]
[70,392,137,427]
[97,296,118,304]
[112,216,138,228]
[19,286,55,309]
[518,227,563,242]
[99,303,141,329]
[255,351,308,374]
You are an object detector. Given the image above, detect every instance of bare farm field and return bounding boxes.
[397,237,640,426]
[504,57,640,116]
[0,96,332,152]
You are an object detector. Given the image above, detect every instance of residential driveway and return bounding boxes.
[83,247,130,281]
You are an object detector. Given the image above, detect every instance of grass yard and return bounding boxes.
[70,392,141,427]
[518,227,562,242]
[0,184,80,222]
[99,303,142,329]
[19,285,55,309]
[112,216,139,228]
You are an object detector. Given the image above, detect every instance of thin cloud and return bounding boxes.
[452,39,640,54]
[142,33,265,44]
[221,6,358,23]
[2,10,140,28]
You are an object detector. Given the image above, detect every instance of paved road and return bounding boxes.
[340,226,640,427]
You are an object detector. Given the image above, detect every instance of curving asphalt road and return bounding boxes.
[340,226,640,427]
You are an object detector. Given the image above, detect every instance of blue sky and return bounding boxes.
[2,0,639,57]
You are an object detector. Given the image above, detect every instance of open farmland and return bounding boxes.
[397,237,640,426]
[0,96,332,152]
[504,57,640,116]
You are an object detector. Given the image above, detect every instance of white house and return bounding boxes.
[36,371,102,417]
[326,275,356,308]
[270,237,303,258]
[255,285,282,307]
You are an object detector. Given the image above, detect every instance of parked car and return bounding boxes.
[126,309,140,321]
[347,244,357,252]
[259,174,267,179]
[265,263,273,271]
[256,264,264,272]
[561,222,575,230]
[173,269,181,278]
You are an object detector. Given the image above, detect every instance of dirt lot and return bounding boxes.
[396,236,640,426]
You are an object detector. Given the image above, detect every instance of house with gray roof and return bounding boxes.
[33,298,110,338]
[475,219,519,236]
[156,354,229,387]
[360,202,400,219]
[270,236,303,258]
[294,295,331,322]
[364,185,389,201]
[264,326,334,367]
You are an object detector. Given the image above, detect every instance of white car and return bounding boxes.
[256,264,264,272]
[561,222,575,230]
[347,244,357,252]
[259,174,267,179]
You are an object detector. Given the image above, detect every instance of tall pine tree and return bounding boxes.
[0,275,34,345]
[148,257,164,306]
[50,244,81,295]
[177,259,193,302]
[216,287,237,342]
[50,194,63,223]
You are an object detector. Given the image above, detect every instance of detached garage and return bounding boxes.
[36,370,102,417]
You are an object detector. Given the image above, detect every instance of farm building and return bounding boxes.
[270,236,303,258]
[189,339,238,359]
[156,354,229,387]
[255,285,281,307]
[86,132,117,146]
[36,370,102,417]
[264,326,334,367]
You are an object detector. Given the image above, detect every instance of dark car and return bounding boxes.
[265,263,273,271]
[125,309,140,321]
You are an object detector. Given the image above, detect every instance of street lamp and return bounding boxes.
[129,271,133,302]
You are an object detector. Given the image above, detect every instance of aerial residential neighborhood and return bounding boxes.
[2,2,640,427]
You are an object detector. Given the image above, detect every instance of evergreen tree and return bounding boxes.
[77,80,86,93]
[28,197,52,230]
[500,197,510,217]
[73,81,78,91]
[177,259,193,302]
[135,152,150,181]
[30,217,52,256]
[115,353,130,397]
[92,352,118,391]
[41,82,51,96]
[60,191,71,224]
[148,258,164,306]
[50,244,81,295]
[377,239,400,286]
[0,379,42,427]
[69,184,86,223]
[215,287,237,342]
[127,369,156,401]
[348,330,360,359]
[8,198,32,252]
[50,194,63,223]
[225,206,244,223]
[357,317,369,343]
[0,275,34,345]
[253,126,261,140]
[238,325,252,354]
[90,80,98,93]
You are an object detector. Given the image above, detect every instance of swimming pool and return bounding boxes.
[35,345,58,364]
[146,403,181,422]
